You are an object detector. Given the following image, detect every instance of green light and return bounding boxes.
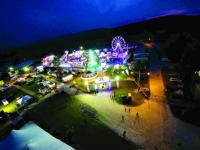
[23,66,30,73]
[115,76,120,80]
[89,50,97,66]
[87,50,100,71]
[9,67,14,71]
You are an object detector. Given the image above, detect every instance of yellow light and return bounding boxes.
[23,66,30,73]
[0,80,4,86]
[84,81,88,85]
[196,71,200,77]
[148,37,151,41]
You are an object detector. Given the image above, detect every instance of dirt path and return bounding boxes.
[75,92,200,150]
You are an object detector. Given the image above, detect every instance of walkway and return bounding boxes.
[74,45,200,149]
[76,91,200,150]
[149,45,166,101]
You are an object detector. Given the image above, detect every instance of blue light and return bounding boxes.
[108,82,112,89]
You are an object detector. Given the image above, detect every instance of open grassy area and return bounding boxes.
[43,74,57,82]
[21,82,39,94]
[26,92,137,150]
[0,87,26,113]
[105,66,128,80]
[74,79,89,93]
[73,78,144,106]
[114,88,144,106]
[114,81,144,106]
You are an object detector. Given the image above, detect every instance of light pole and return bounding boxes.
[85,81,90,92]
[115,76,120,88]
[108,82,112,90]
[94,83,97,92]
[138,70,141,84]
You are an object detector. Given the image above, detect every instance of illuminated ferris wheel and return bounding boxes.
[111,36,126,51]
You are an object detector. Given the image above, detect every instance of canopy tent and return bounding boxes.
[0,121,75,150]
[0,84,11,91]
[17,95,32,104]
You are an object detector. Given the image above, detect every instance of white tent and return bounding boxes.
[0,121,75,150]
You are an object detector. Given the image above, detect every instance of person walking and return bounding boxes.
[128,108,131,113]
[154,146,158,150]
[122,115,124,121]
[123,130,126,138]
[125,107,126,112]
[136,112,139,119]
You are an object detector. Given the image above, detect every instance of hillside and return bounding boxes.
[0,15,200,66]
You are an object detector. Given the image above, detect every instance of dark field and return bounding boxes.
[26,92,138,150]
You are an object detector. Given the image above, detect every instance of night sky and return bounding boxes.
[0,0,200,49]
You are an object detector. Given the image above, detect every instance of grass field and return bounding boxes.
[105,66,127,80]
[0,87,25,113]
[26,92,137,150]
[21,83,39,94]
[114,81,144,106]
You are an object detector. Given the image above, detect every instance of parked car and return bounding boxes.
[169,77,182,83]
[48,82,56,89]
[140,88,150,99]
[38,87,49,95]
[120,95,132,104]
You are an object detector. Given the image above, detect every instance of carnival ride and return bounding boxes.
[111,36,126,51]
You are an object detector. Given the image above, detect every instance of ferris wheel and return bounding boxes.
[111,36,126,51]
